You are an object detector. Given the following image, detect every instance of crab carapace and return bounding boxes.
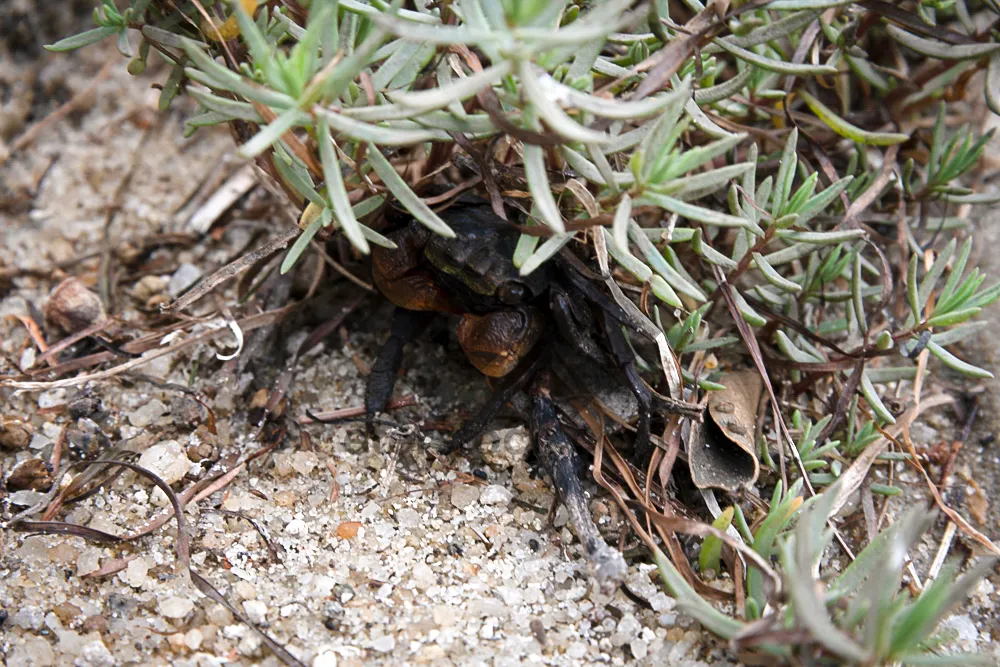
[362,198,698,583]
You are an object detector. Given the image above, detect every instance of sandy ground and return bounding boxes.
[1,7,999,667]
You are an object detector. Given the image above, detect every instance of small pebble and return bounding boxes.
[396,508,421,527]
[37,389,66,409]
[168,263,202,297]
[371,635,395,653]
[78,638,115,667]
[0,419,33,450]
[242,600,268,625]
[450,483,480,509]
[285,519,307,535]
[336,521,361,539]
[480,484,512,505]
[159,596,194,619]
[125,558,149,588]
[128,399,168,428]
[312,651,339,667]
[138,440,191,485]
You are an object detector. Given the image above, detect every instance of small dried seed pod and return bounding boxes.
[0,419,33,450]
[7,458,54,491]
[44,278,106,335]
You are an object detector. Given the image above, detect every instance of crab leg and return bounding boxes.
[601,317,654,466]
[365,307,432,434]
[531,371,628,587]
[449,346,546,451]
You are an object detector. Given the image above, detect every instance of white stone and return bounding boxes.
[450,483,481,509]
[941,614,979,647]
[285,518,307,535]
[169,263,203,297]
[128,398,168,427]
[242,600,268,625]
[184,629,204,650]
[159,596,194,619]
[138,440,191,485]
[396,508,421,527]
[372,635,395,653]
[480,485,512,505]
[125,558,149,588]
[312,651,339,667]
[78,638,115,667]
[37,388,66,408]
[412,563,435,589]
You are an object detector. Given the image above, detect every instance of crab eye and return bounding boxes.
[497,282,528,305]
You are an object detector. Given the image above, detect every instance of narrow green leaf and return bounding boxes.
[653,549,746,639]
[387,61,511,113]
[927,341,994,378]
[713,39,838,75]
[665,132,748,181]
[699,507,735,576]
[887,24,1000,61]
[638,191,761,232]
[658,163,755,201]
[723,10,822,50]
[628,223,708,301]
[603,228,653,282]
[238,107,307,159]
[519,231,576,276]
[519,60,609,144]
[366,144,455,237]
[523,143,566,233]
[612,195,632,254]
[315,108,449,145]
[796,176,853,225]
[799,91,909,146]
[777,229,867,244]
[187,86,263,122]
[45,26,118,52]
[918,238,956,313]
[693,67,754,104]
[926,307,981,328]
[282,209,330,274]
[732,288,767,326]
[861,371,896,424]
[852,251,867,334]
[776,330,822,363]
[318,119,369,253]
[908,254,921,320]
[753,252,801,293]
[772,128,799,216]
[650,275,682,307]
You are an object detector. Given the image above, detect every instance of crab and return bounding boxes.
[362,197,700,583]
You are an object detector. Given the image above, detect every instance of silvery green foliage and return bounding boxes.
[658,481,997,664]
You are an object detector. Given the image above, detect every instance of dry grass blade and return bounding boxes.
[165,229,299,312]
[829,393,953,517]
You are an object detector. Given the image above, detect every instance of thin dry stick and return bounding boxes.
[4,306,298,392]
[165,229,299,312]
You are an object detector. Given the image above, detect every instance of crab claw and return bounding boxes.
[456,306,543,378]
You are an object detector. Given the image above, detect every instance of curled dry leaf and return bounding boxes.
[688,369,763,492]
